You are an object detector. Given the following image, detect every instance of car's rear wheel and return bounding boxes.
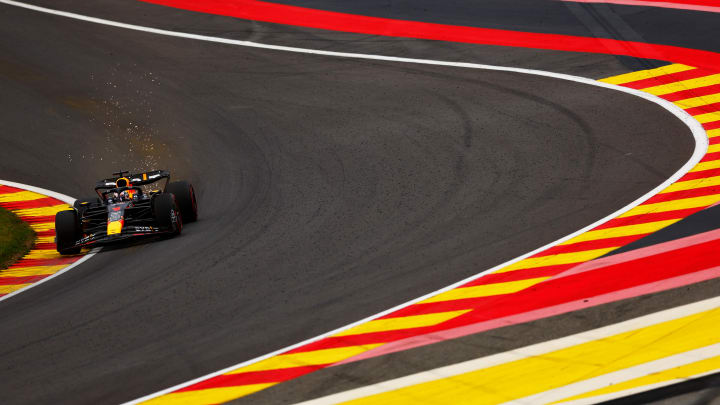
[153,193,182,236]
[55,210,81,255]
[167,181,197,223]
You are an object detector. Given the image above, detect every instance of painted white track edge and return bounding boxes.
[0,179,99,304]
[0,0,707,403]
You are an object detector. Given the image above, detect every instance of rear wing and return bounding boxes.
[94,170,171,191]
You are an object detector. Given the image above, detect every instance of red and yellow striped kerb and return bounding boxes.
[0,184,87,299]
[140,64,720,404]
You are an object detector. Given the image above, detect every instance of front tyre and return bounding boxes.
[55,210,81,255]
[166,181,197,223]
[153,193,182,236]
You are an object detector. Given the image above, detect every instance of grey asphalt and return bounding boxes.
[0,2,697,404]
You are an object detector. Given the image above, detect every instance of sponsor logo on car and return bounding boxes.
[78,234,95,244]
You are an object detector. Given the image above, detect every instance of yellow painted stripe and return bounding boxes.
[551,355,720,404]
[420,277,551,304]
[0,191,48,202]
[707,144,720,153]
[561,220,679,244]
[341,307,720,405]
[334,310,470,337]
[28,222,54,232]
[0,284,31,294]
[23,249,61,260]
[689,159,720,172]
[141,384,275,405]
[498,248,616,272]
[694,111,720,124]
[36,236,55,244]
[661,175,720,193]
[673,92,720,109]
[709,128,720,138]
[598,64,695,85]
[12,204,69,218]
[230,344,383,374]
[619,194,720,217]
[0,265,65,278]
[641,74,720,96]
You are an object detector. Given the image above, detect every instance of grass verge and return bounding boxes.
[0,206,36,270]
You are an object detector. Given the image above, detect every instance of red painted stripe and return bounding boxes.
[0,197,63,210]
[534,235,644,257]
[382,293,530,319]
[643,184,720,204]
[18,215,56,224]
[32,242,56,250]
[711,137,720,145]
[678,167,720,181]
[463,265,577,286]
[139,0,720,70]
[7,257,80,268]
[176,365,325,392]
[685,101,720,116]
[0,274,49,286]
[0,185,24,194]
[287,326,452,354]
[660,83,720,102]
[620,67,707,90]
[35,230,56,238]
[478,262,578,276]
[705,121,720,131]
[703,151,720,161]
[592,207,703,229]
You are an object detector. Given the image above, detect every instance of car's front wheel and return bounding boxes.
[55,210,81,255]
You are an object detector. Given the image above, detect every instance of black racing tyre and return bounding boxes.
[55,210,81,255]
[153,193,182,236]
[166,180,197,223]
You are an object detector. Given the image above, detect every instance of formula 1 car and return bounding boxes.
[55,170,197,254]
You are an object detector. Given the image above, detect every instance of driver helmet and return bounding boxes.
[115,177,136,200]
[118,190,132,201]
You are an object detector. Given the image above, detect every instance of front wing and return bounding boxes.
[71,225,173,248]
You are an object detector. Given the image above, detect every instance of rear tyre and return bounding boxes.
[55,210,81,255]
[166,181,197,223]
[153,193,182,236]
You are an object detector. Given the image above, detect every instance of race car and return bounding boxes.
[54,170,197,254]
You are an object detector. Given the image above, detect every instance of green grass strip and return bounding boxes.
[0,206,36,270]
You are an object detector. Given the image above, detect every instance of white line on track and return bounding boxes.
[0,0,707,403]
[0,179,99,304]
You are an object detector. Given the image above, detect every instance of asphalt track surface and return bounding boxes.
[0,1,705,404]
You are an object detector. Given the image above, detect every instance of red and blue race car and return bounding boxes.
[55,170,197,254]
